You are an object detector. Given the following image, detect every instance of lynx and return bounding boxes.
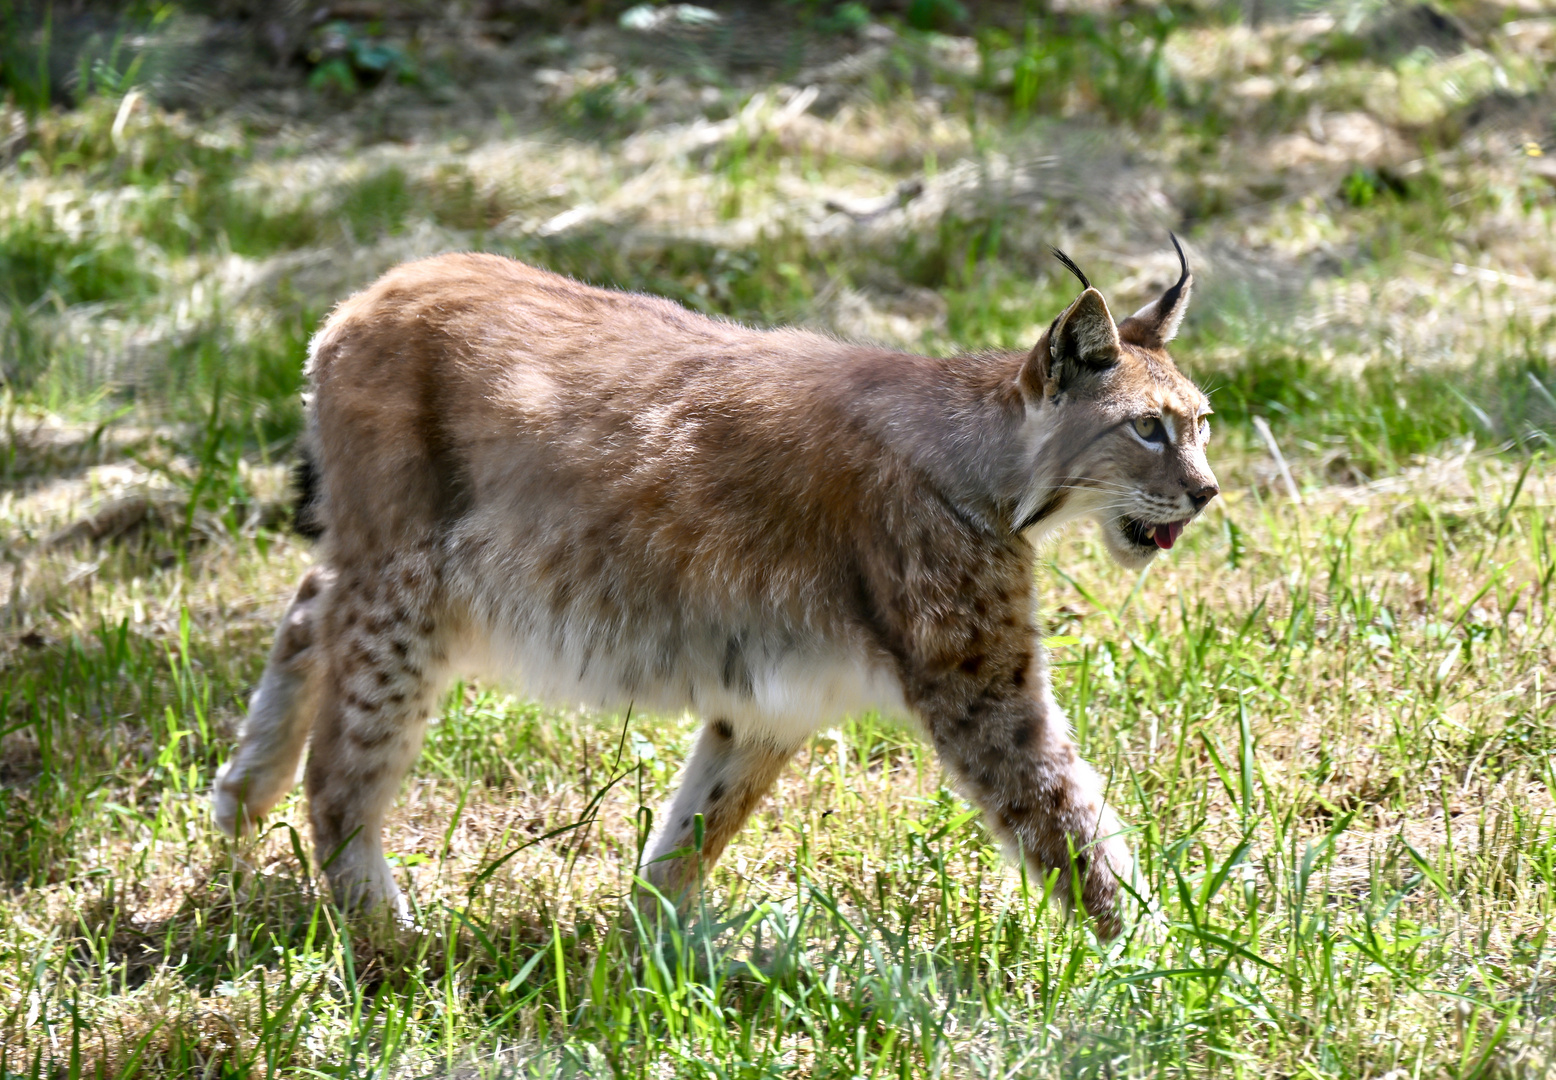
[212,240,1216,939]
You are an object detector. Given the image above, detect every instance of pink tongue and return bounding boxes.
[1153,521,1185,550]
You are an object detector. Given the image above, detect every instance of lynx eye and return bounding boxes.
[1131,416,1166,443]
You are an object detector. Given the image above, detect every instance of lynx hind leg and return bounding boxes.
[213,566,336,836]
[304,556,453,916]
[639,720,798,907]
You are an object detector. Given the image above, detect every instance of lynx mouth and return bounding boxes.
[1121,516,1189,551]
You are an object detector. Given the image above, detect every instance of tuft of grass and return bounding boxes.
[0,211,154,308]
[977,9,1179,125]
[340,166,419,240]
[1194,338,1556,482]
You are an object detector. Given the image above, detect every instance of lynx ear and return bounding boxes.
[1019,248,1122,398]
[1118,233,1193,348]
[1053,288,1122,368]
[1024,287,1121,397]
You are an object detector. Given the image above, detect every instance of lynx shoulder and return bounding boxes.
[212,241,1217,938]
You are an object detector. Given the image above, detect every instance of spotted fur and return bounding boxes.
[212,247,1217,938]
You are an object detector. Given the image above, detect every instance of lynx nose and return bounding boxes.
[1188,484,1219,512]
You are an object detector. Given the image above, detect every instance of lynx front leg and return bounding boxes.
[640,720,798,904]
[922,681,1133,939]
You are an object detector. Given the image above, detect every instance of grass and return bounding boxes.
[4,450,1555,1077]
[2,0,1556,1075]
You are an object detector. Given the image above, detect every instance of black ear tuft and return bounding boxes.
[292,450,325,539]
[1049,247,1091,292]
[1158,232,1191,323]
[1119,234,1193,348]
[1020,252,1119,398]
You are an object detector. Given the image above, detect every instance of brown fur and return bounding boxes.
[213,249,1217,939]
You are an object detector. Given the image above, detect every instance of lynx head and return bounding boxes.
[1015,236,1218,569]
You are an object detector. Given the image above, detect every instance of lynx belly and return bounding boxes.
[455,613,911,747]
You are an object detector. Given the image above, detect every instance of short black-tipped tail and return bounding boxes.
[291,451,324,540]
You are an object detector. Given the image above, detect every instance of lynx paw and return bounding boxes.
[325,848,413,926]
[211,760,262,837]
[1073,807,1134,941]
[1009,770,1136,940]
